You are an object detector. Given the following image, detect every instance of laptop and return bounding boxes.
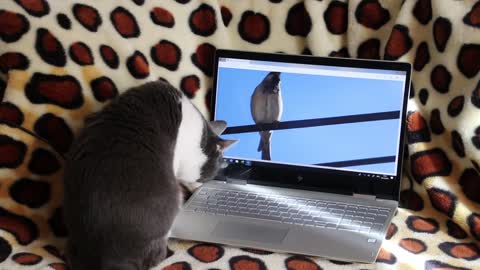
[171,49,411,263]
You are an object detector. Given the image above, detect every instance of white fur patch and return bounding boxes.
[173,95,207,183]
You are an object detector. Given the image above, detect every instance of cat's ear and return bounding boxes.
[210,120,227,135]
[218,139,238,152]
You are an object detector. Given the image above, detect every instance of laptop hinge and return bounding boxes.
[226,177,247,185]
[353,193,376,200]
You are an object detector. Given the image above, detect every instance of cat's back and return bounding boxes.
[64,81,183,225]
[68,81,182,159]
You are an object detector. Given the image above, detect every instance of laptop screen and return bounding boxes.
[213,53,408,181]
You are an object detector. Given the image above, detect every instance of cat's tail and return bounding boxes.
[68,258,140,270]
[67,247,141,270]
[101,261,141,270]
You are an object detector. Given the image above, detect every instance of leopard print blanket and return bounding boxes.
[0,0,479,269]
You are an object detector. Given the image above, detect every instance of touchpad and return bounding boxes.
[212,221,289,244]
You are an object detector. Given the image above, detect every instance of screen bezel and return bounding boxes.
[211,49,411,201]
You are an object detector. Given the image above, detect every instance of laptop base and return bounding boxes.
[171,181,397,263]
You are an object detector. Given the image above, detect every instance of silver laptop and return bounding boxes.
[171,50,411,263]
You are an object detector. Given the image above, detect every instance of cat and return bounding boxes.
[63,80,236,270]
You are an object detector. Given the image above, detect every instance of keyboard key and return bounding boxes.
[378,210,390,215]
[206,209,216,215]
[315,221,327,228]
[318,210,329,215]
[331,213,344,218]
[326,223,337,229]
[338,224,359,232]
[277,201,288,206]
[352,220,363,226]
[301,215,312,221]
[291,213,301,219]
[190,202,207,207]
[195,193,209,199]
[291,204,302,210]
[305,220,315,227]
[267,206,277,212]
[227,207,239,213]
[299,210,310,216]
[359,226,370,233]
[317,216,340,223]
[340,219,351,225]
[270,212,281,217]
[268,215,282,222]
[282,218,293,224]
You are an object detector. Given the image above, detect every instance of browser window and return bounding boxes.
[215,57,407,178]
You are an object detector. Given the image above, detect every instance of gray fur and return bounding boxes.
[63,80,232,270]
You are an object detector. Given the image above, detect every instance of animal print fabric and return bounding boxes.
[0,0,479,269]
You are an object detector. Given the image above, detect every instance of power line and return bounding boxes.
[316,155,396,167]
[223,110,400,134]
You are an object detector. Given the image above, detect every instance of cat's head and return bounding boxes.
[199,120,237,182]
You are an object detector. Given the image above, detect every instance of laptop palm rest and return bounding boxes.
[212,221,289,244]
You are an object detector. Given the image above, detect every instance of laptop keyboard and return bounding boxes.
[185,187,390,235]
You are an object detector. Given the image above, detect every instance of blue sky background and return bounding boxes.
[215,68,405,175]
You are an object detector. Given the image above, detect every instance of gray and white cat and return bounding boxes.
[63,80,236,270]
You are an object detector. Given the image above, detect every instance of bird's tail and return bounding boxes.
[258,131,272,160]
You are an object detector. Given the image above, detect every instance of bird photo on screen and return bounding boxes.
[250,72,283,160]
